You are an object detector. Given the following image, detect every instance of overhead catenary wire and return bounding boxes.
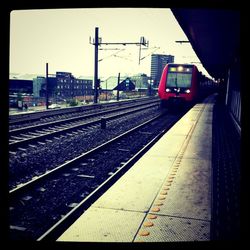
[98,49,125,62]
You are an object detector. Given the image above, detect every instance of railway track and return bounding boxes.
[9,105,161,190]
[9,109,186,240]
[9,100,160,151]
[9,97,158,128]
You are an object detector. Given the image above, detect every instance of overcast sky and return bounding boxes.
[9,8,211,80]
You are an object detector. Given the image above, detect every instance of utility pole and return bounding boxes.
[90,27,149,103]
[94,27,99,104]
[117,72,120,101]
[46,63,49,109]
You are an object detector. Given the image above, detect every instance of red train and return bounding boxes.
[158,63,216,108]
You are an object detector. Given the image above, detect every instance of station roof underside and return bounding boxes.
[171,8,240,79]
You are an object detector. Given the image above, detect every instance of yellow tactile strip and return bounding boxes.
[135,213,210,242]
[135,160,181,238]
[136,104,206,240]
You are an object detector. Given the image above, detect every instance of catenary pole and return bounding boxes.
[46,63,49,109]
[94,27,99,104]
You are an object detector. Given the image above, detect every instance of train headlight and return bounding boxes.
[166,88,171,92]
[177,66,184,71]
[185,89,191,93]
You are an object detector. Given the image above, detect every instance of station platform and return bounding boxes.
[57,93,241,242]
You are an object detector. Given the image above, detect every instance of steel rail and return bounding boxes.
[37,113,174,241]
[9,102,159,151]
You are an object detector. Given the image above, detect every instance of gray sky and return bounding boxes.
[9,8,211,80]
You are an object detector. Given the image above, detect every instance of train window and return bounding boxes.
[166,72,193,88]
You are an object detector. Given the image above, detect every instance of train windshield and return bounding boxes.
[166,66,193,88]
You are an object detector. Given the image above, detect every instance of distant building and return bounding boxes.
[39,76,57,98]
[101,76,126,90]
[150,54,174,87]
[34,72,93,99]
[102,74,150,91]
[131,74,149,89]
[33,76,45,97]
[9,72,93,107]
[9,79,33,95]
[113,78,136,91]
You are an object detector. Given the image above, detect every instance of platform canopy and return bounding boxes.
[171,8,240,80]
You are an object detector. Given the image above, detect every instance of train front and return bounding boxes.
[158,64,198,108]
